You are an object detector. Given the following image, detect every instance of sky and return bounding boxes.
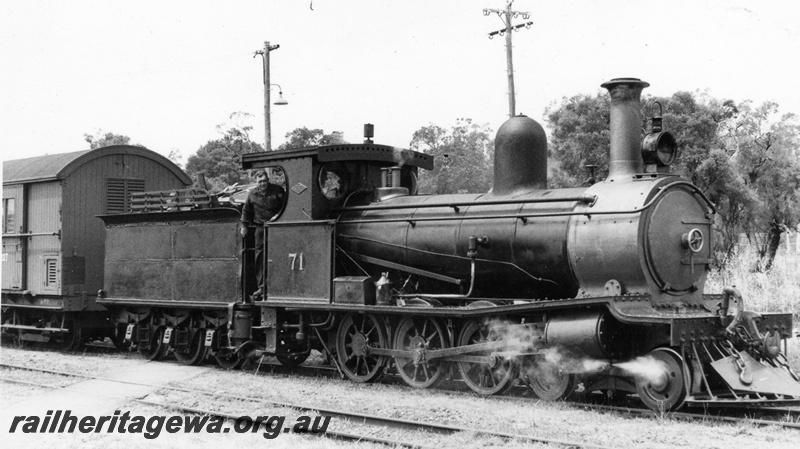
[1,0,799,167]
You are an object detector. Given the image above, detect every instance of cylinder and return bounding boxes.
[601,78,649,181]
[545,310,626,359]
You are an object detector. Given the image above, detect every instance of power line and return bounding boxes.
[483,1,533,117]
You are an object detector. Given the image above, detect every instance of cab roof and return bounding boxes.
[241,143,433,171]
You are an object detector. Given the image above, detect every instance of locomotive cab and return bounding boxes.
[240,141,431,221]
[240,137,433,305]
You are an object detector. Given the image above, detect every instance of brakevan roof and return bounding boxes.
[2,145,191,185]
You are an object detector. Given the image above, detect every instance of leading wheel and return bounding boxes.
[336,313,388,382]
[525,359,576,401]
[173,329,208,366]
[456,319,517,395]
[138,325,167,361]
[393,316,449,388]
[634,348,687,412]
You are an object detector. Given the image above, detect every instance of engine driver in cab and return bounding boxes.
[240,170,286,298]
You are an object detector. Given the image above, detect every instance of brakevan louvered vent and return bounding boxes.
[45,258,58,286]
[106,178,145,214]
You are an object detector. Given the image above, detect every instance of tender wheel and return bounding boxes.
[393,316,449,388]
[173,329,208,366]
[111,323,132,351]
[138,325,167,361]
[634,348,687,412]
[456,319,517,395]
[525,359,576,401]
[336,313,388,382]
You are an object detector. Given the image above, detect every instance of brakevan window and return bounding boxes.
[2,198,14,233]
[45,258,58,287]
[105,178,145,214]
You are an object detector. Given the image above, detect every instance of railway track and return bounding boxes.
[246,357,800,429]
[569,402,800,429]
[15,343,800,427]
[0,362,610,449]
[5,343,800,433]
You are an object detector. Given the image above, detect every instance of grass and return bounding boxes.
[705,247,799,319]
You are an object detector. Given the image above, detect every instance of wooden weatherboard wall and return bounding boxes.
[2,145,191,297]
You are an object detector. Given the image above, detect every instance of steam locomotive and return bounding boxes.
[97,78,800,411]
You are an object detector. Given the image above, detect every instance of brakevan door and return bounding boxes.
[2,185,24,291]
[25,182,62,295]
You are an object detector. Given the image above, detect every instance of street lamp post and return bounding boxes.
[256,41,288,151]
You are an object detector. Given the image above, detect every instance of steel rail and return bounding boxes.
[0,375,428,448]
[0,362,609,449]
[565,400,800,428]
[4,358,800,431]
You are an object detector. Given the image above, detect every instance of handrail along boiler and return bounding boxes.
[98,78,800,411]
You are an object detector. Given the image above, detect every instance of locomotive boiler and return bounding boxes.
[335,81,714,303]
[98,77,800,412]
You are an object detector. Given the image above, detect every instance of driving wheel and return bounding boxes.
[336,313,388,382]
[456,319,517,395]
[393,316,448,388]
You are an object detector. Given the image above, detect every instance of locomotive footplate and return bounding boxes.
[258,295,661,320]
[671,312,793,347]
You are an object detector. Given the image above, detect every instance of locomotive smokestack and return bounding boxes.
[601,78,650,181]
[493,115,548,194]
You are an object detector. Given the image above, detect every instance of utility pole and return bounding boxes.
[484,1,532,117]
[255,41,280,151]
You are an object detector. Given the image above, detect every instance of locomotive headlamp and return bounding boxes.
[642,130,677,166]
[642,101,677,167]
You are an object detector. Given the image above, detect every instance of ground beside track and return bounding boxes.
[1,347,799,449]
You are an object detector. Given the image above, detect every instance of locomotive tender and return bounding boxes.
[98,78,800,411]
